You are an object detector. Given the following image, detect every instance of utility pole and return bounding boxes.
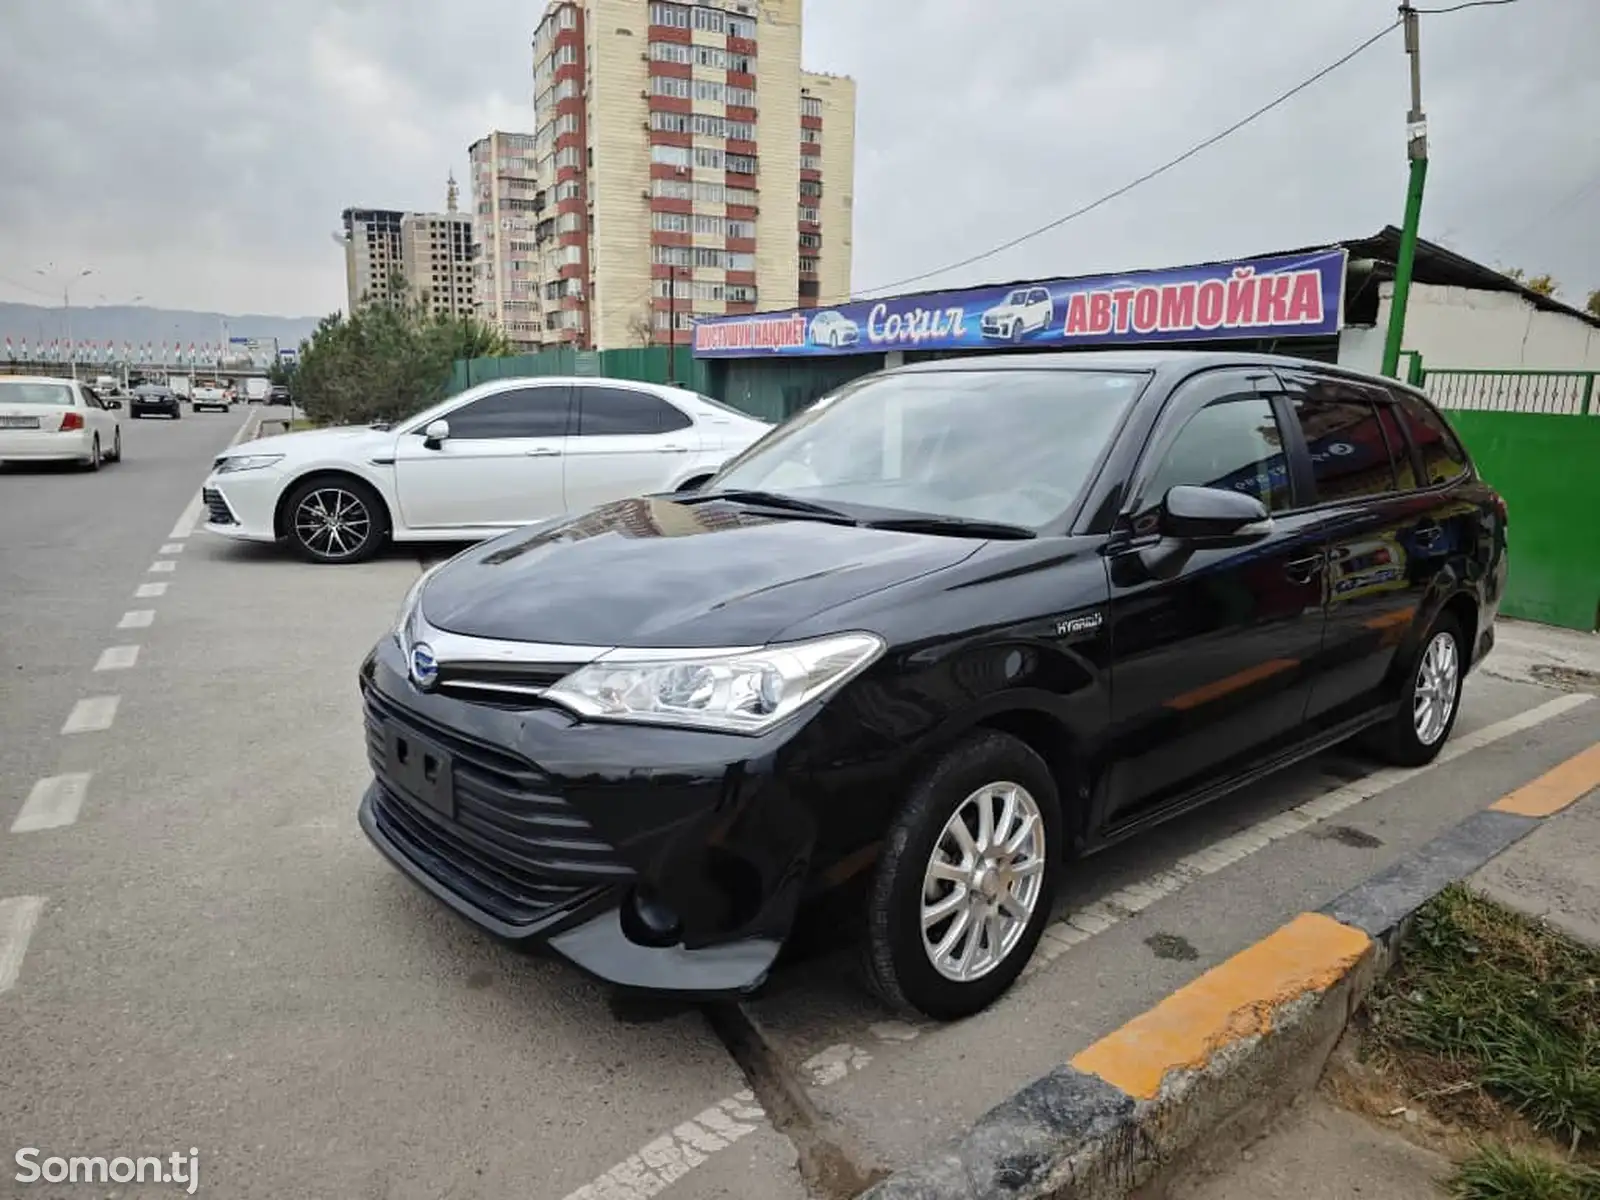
[1381,3,1428,380]
[668,266,679,384]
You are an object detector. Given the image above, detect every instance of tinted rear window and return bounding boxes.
[1395,393,1470,485]
[0,381,75,406]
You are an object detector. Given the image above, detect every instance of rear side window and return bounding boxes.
[577,387,692,436]
[1394,393,1469,485]
[447,387,571,439]
[1375,406,1418,490]
[1288,377,1405,502]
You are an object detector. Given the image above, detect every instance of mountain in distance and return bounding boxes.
[0,301,321,353]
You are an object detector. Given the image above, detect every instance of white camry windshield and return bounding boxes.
[713,369,1148,528]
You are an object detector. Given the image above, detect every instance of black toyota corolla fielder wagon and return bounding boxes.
[358,350,1506,1020]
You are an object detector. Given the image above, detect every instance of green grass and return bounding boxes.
[1368,885,1600,1153]
[1447,1144,1600,1200]
[288,418,318,432]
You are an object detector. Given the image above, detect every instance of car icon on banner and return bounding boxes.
[809,311,860,349]
[981,286,1055,343]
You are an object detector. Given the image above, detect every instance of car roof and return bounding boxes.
[0,375,80,388]
[888,349,1426,399]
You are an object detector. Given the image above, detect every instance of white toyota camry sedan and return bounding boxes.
[0,376,123,469]
[200,376,772,563]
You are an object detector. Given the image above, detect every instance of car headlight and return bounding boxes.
[392,566,438,652]
[214,453,284,474]
[543,632,885,735]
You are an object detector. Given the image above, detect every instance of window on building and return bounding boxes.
[652,75,691,99]
[650,143,691,168]
[653,211,690,233]
[446,387,572,440]
[801,95,822,118]
[557,5,576,29]
[727,251,755,271]
[654,277,692,300]
[725,185,758,206]
[557,212,582,233]
[726,120,755,140]
[653,310,695,331]
[691,5,724,32]
[653,178,693,200]
[727,14,756,38]
[652,110,691,133]
[799,179,822,198]
[726,284,756,303]
[553,43,577,66]
[725,86,756,107]
[725,219,754,239]
[798,232,821,249]
[802,125,821,145]
[799,256,819,273]
[694,45,726,68]
[690,180,723,203]
[652,244,693,267]
[799,206,820,223]
[726,153,757,174]
[555,146,582,169]
[649,2,690,29]
[801,154,821,170]
[692,247,724,269]
[728,52,755,73]
[690,113,725,137]
[692,79,725,103]
[693,146,724,170]
[692,214,724,236]
[577,387,692,436]
[649,40,692,63]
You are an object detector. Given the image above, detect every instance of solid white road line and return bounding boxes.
[11,774,92,833]
[135,582,168,598]
[0,896,46,994]
[148,559,177,574]
[61,696,119,735]
[159,542,185,555]
[118,610,155,629]
[168,493,203,540]
[94,645,140,672]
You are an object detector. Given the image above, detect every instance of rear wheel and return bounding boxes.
[83,435,102,472]
[1372,614,1464,767]
[108,429,122,463]
[862,730,1061,1020]
[285,476,389,564]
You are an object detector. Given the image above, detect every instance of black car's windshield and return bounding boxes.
[711,368,1147,529]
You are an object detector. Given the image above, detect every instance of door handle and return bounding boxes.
[1284,554,1326,584]
[659,444,689,454]
[524,447,561,457]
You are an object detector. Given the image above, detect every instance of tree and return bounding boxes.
[626,311,657,347]
[1500,266,1560,297]
[1587,289,1600,318]
[290,287,511,427]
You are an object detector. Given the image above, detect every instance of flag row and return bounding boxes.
[1,338,252,365]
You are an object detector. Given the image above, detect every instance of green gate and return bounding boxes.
[1418,363,1600,632]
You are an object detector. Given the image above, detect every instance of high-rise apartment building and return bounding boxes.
[530,0,855,350]
[468,132,544,351]
[340,183,478,318]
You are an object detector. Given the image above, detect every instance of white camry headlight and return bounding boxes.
[543,632,885,735]
[214,453,283,474]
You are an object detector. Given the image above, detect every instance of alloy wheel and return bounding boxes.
[1413,630,1459,746]
[919,781,1047,983]
[293,487,372,560]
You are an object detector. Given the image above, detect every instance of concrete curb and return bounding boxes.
[856,746,1599,1200]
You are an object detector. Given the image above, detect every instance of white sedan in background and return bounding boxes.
[201,376,772,563]
[0,376,123,470]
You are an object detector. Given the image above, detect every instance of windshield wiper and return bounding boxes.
[676,489,858,520]
[863,515,1037,540]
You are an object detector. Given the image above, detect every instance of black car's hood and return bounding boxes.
[420,497,984,647]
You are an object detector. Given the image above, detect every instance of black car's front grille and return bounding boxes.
[201,487,236,525]
[363,687,631,925]
[435,660,573,700]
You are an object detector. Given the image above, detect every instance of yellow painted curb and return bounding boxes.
[1489,741,1600,818]
[1070,912,1371,1101]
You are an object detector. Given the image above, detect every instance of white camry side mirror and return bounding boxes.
[423,419,451,445]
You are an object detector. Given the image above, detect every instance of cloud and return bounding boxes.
[0,0,1594,319]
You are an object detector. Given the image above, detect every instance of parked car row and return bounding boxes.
[202,353,1507,1021]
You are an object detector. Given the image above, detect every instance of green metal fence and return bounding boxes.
[1416,358,1600,632]
[446,346,711,398]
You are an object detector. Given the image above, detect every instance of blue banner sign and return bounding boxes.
[692,248,1347,359]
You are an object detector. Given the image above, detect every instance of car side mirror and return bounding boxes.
[422,418,451,448]
[1160,485,1270,540]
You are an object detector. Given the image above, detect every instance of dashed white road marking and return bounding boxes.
[118,610,155,629]
[94,645,140,672]
[148,559,177,574]
[0,896,47,994]
[11,774,92,833]
[135,582,168,598]
[61,696,119,735]
[168,494,203,540]
[159,542,185,555]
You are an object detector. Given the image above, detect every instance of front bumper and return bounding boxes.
[356,634,848,996]
[201,467,284,542]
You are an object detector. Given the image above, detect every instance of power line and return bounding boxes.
[1411,0,1517,13]
[1489,163,1600,259]
[852,18,1404,298]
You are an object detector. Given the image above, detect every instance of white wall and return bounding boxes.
[1339,281,1600,373]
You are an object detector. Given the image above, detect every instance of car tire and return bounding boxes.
[861,730,1061,1020]
[1372,613,1465,768]
[1010,320,1025,344]
[284,476,389,565]
[108,429,122,463]
[83,435,102,472]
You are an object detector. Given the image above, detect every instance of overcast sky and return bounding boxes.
[0,0,1594,319]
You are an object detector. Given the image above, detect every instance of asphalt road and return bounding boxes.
[0,409,1593,1200]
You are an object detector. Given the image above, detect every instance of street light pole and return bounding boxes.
[36,266,93,381]
[1381,3,1428,380]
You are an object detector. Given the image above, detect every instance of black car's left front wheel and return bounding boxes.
[285,476,389,564]
[862,730,1061,1020]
